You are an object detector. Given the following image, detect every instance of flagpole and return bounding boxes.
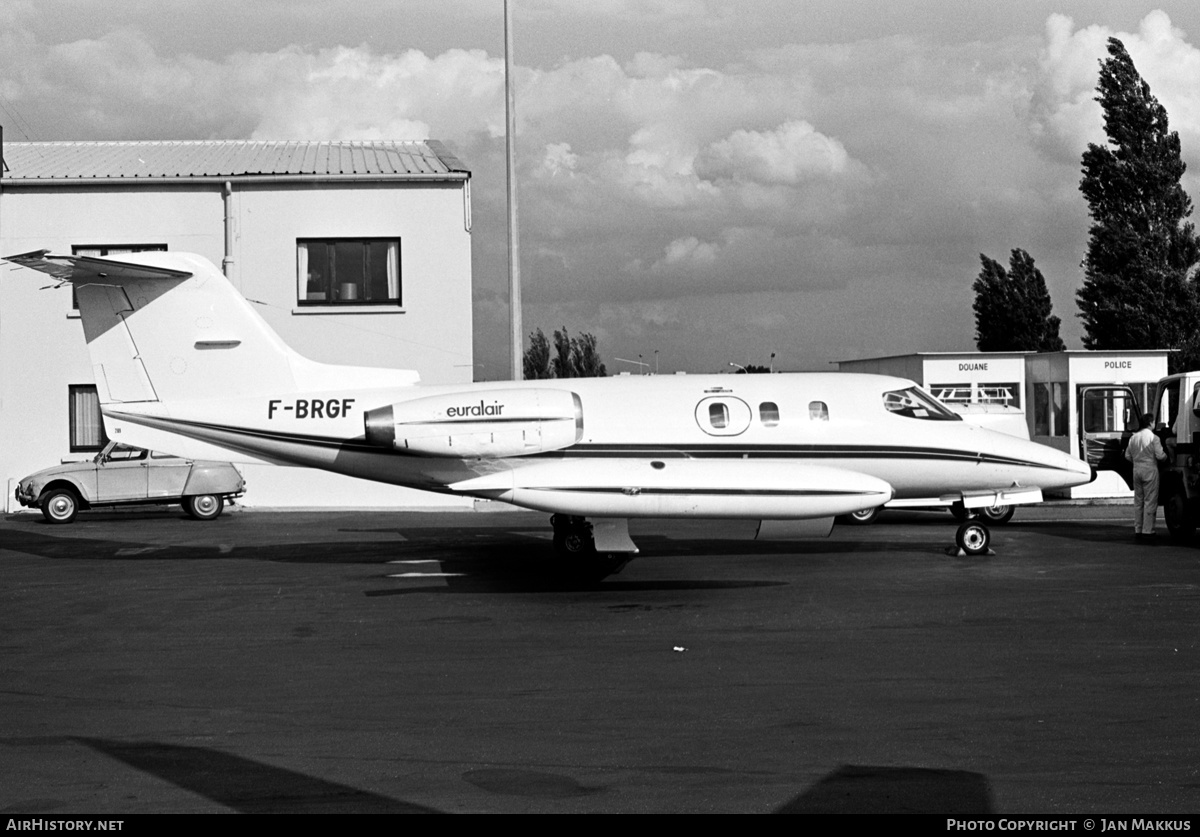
[505,0,522,380]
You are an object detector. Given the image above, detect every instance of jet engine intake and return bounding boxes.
[364,388,583,458]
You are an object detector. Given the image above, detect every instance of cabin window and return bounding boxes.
[68,385,109,452]
[759,402,780,427]
[297,239,400,306]
[882,387,961,421]
[709,403,730,429]
[808,401,829,421]
[70,244,167,310]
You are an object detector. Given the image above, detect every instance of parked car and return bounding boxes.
[15,442,245,524]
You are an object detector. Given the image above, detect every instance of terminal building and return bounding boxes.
[837,350,1170,498]
[0,139,474,510]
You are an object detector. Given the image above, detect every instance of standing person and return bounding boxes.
[1125,412,1168,542]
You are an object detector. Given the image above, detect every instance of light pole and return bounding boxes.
[505,0,522,381]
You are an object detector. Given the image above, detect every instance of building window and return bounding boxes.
[1034,382,1069,437]
[69,385,109,452]
[70,245,167,309]
[297,239,400,306]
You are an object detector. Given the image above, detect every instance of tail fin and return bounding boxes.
[5,250,418,407]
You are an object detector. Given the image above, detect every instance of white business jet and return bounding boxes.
[7,250,1094,577]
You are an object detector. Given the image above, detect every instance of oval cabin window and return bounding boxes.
[695,397,752,436]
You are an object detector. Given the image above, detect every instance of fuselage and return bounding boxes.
[101,371,1094,517]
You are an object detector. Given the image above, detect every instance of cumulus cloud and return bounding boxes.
[1029,11,1200,167]
[696,120,853,185]
[650,236,720,271]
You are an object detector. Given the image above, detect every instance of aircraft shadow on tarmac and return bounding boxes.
[70,737,441,814]
[775,764,994,814]
[37,738,994,813]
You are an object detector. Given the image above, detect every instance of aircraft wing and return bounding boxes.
[886,487,1045,509]
[3,250,193,284]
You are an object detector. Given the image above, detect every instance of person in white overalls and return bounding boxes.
[1125,412,1168,541]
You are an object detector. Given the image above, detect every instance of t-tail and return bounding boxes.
[4,250,418,459]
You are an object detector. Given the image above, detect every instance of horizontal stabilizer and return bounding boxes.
[4,251,193,284]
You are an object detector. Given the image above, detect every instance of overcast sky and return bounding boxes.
[3,1,1200,379]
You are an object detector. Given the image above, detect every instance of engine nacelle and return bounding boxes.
[364,388,583,458]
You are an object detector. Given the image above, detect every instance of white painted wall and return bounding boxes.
[1,180,474,511]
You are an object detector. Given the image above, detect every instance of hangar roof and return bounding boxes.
[0,139,469,183]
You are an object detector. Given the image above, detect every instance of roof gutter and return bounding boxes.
[0,172,470,187]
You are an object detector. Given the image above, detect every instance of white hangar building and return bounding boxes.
[0,139,475,510]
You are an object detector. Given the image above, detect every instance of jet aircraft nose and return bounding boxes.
[1013,433,1094,492]
[962,423,1094,494]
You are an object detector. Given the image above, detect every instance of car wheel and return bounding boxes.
[184,494,224,521]
[40,488,80,524]
[978,504,1015,525]
[955,521,991,556]
[841,506,882,525]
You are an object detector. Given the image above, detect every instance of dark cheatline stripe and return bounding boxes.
[524,487,884,496]
[103,412,1071,472]
[528,443,1066,471]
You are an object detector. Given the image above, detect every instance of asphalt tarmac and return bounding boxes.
[2,504,1198,814]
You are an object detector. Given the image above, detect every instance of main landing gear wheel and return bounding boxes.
[841,506,882,525]
[955,520,991,556]
[40,488,80,524]
[978,504,1015,525]
[550,514,628,583]
[183,494,224,521]
[951,503,1015,525]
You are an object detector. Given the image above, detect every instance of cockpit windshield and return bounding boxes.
[882,386,962,421]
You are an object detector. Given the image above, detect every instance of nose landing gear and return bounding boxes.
[953,519,993,556]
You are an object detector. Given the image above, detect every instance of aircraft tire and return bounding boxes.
[183,494,224,521]
[955,521,990,556]
[40,488,80,524]
[978,504,1015,525]
[840,506,882,525]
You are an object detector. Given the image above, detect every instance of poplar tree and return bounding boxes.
[522,327,607,378]
[972,249,1065,351]
[1076,37,1200,370]
[523,328,552,379]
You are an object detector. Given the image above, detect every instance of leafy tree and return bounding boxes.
[523,328,553,380]
[522,327,607,379]
[734,364,772,373]
[972,249,1065,351]
[571,331,607,377]
[1076,37,1200,371]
